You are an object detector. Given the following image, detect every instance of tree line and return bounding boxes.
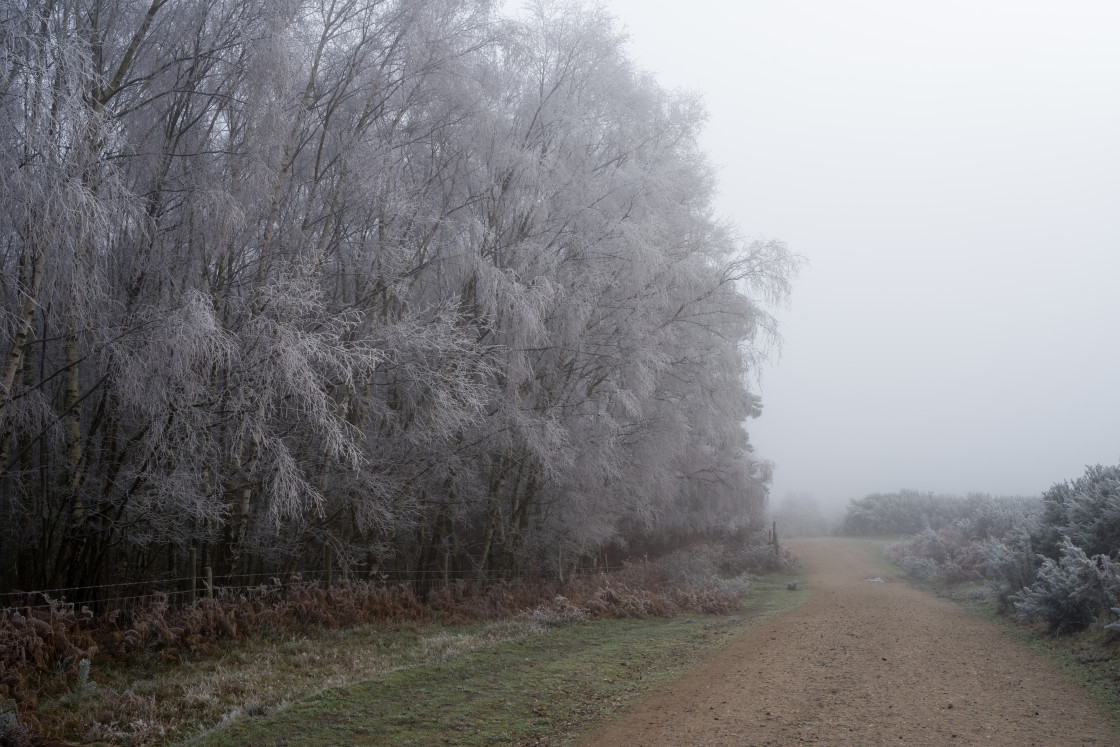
[842,490,1036,537]
[0,0,797,599]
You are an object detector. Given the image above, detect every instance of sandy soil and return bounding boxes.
[583,537,1119,746]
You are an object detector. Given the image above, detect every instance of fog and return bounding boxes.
[567,0,1120,509]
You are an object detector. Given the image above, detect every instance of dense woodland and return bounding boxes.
[0,0,797,599]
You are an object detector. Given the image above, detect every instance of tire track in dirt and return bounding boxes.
[583,537,1119,746]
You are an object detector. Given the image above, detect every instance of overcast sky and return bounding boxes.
[510,1,1120,509]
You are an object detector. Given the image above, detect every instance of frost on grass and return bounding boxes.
[519,596,590,628]
[420,632,503,663]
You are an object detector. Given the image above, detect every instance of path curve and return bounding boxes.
[583,537,1119,746]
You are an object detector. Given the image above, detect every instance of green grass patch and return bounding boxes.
[197,569,808,746]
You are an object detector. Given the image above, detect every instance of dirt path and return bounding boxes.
[584,537,1119,746]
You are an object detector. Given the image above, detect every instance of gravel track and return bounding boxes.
[584,537,1119,746]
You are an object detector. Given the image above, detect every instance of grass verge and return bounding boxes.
[193,569,807,747]
[860,538,1120,725]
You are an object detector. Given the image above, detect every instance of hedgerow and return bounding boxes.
[869,463,1120,636]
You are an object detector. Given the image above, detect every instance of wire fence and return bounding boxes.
[0,563,629,613]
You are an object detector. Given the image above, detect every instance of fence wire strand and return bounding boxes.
[0,565,627,612]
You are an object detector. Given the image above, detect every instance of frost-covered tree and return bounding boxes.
[0,0,796,596]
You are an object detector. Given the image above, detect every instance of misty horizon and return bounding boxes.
[577,0,1120,508]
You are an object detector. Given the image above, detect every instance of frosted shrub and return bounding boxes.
[886,530,942,580]
[1036,464,1120,559]
[979,528,1040,613]
[649,544,723,583]
[1013,537,1120,634]
[644,539,791,581]
[640,548,753,604]
[887,547,942,581]
[965,496,1042,541]
[885,528,983,582]
[708,574,752,599]
[733,533,799,574]
[1108,611,1120,635]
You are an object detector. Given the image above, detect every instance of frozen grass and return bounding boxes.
[11,542,791,744]
[32,619,548,745]
[197,569,809,747]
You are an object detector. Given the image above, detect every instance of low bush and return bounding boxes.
[977,527,1040,614]
[885,520,1026,584]
[1035,464,1120,559]
[886,528,980,582]
[1012,537,1120,635]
